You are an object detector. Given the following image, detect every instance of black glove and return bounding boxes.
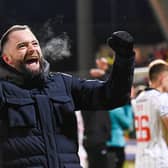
[107,31,134,56]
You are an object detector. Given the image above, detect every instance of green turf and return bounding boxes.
[123,161,135,168]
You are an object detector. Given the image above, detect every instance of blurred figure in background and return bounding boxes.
[90,56,110,79]
[106,104,133,168]
[132,59,168,168]
[82,56,111,168]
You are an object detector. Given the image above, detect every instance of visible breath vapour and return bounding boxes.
[38,17,71,61]
[42,32,71,61]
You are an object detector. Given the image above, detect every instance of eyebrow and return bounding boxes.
[16,40,39,47]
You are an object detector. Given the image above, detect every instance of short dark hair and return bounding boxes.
[149,62,168,82]
[0,25,30,53]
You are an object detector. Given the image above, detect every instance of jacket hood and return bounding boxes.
[0,58,50,88]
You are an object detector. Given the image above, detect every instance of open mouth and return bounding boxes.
[25,58,38,64]
[24,57,40,71]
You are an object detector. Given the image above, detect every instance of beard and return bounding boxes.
[20,58,43,78]
[18,57,46,88]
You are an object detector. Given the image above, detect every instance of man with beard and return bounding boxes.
[0,25,135,168]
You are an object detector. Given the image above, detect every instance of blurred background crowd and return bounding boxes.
[1,0,168,167]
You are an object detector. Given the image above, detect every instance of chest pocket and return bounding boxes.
[6,98,36,128]
[50,96,77,140]
[49,96,74,124]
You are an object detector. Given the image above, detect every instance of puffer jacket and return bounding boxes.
[0,55,134,168]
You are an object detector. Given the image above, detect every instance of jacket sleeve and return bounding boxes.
[64,54,135,111]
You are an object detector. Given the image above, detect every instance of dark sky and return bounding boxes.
[92,0,164,45]
[0,0,165,71]
[0,0,164,42]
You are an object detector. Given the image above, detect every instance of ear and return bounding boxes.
[158,74,164,85]
[2,54,12,65]
[148,80,152,87]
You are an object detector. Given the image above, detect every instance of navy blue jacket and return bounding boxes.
[0,56,134,168]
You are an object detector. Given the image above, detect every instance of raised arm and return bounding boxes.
[64,31,135,110]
